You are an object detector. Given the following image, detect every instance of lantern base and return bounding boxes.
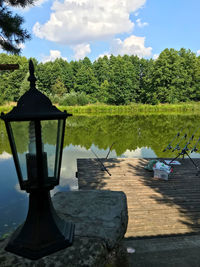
[5,221,74,260]
[5,189,75,260]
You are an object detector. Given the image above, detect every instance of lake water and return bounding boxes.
[1,114,200,236]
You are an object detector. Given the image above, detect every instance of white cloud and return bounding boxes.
[15,183,27,194]
[136,18,148,27]
[34,0,49,7]
[72,43,91,60]
[111,35,152,58]
[41,50,67,62]
[123,148,142,158]
[17,43,25,49]
[97,52,111,59]
[153,53,159,60]
[33,0,146,45]
[123,147,156,158]
[197,50,200,56]
[0,152,12,160]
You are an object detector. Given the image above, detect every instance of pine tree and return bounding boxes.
[74,64,99,95]
[51,78,66,97]
[107,55,138,105]
[93,56,110,85]
[0,0,33,54]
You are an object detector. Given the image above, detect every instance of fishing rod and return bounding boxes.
[182,126,200,152]
[180,133,196,154]
[169,138,200,171]
[169,141,199,171]
[91,148,111,176]
[106,142,116,159]
[163,130,182,152]
[191,136,200,153]
[172,133,187,152]
[169,127,200,174]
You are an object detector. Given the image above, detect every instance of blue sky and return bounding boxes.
[12,0,200,62]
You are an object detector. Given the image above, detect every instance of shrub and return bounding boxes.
[77,92,89,106]
[59,91,89,106]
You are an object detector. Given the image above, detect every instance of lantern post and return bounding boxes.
[0,60,75,260]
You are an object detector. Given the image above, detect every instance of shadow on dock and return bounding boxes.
[77,158,200,238]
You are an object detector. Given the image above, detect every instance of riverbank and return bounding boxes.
[56,102,200,115]
[1,102,200,116]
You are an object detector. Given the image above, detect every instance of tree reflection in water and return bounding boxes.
[0,114,200,237]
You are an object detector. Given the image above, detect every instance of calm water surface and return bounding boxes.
[0,114,200,236]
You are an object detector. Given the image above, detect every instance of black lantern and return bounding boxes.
[0,60,75,260]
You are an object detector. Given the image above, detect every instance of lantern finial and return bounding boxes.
[28,59,37,90]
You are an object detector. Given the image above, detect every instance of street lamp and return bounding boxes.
[0,60,75,260]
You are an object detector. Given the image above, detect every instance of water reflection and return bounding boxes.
[0,153,28,237]
[0,144,157,237]
[122,147,157,158]
[1,114,200,237]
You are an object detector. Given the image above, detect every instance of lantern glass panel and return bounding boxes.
[10,121,36,181]
[41,120,58,178]
[8,119,65,185]
[54,119,65,180]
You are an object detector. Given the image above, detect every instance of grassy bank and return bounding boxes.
[0,103,15,114]
[59,102,200,115]
[1,102,200,116]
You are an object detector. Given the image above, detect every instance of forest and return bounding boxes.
[1,47,200,106]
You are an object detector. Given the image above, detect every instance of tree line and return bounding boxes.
[1,47,200,106]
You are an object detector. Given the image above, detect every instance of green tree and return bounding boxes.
[93,56,110,85]
[150,48,200,104]
[107,55,138,105]
[54,58,74,93]
[0,53,28,102]
[36,61,63,95]
[178,48,200,101]
[82,57,92,68]
[96,80,110,103]
[139,58,154,104]
[74,64,99,96]
[36,62,53,94]
[193,56,200,101]
[51,77,66,97]
[19,71,29,96]
[151,49,185,103]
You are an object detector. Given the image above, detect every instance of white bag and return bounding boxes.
[153,161,171,174]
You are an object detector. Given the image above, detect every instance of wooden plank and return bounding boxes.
[0,64,19,70]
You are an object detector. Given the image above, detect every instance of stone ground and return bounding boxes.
[123,234,200,267]
[0,191,128,267]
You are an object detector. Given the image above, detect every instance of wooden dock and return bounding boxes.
[77,158,200,238]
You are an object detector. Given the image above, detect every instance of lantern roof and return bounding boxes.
[1,60,72,121]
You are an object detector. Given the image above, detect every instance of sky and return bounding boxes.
[9,0,200,63]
